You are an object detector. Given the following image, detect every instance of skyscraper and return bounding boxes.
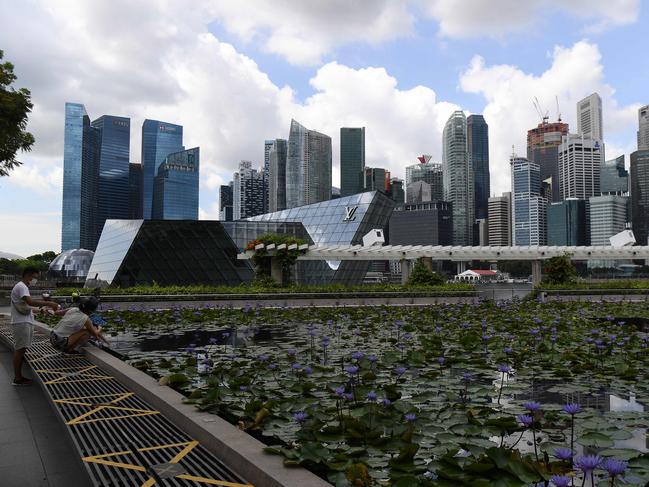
[406,181,432,204]
[558,134,602,200]
[630,150,649,245]
[511,157,546,246]
[141,119,183,219]
[588,195,627,245]
[152,147,199,220]
[526,121,569,202]
[91,115,130,243]
[286,119,332,208]
[467,115,490,220]
[219,183,233,222]
[268,139,287,212]
[364,167,386,192]
[487,192,511,246]
[61,102,99,251]
[547,199,587,246]
[638,105,649,150]
[389,178,405,204]
[600,155,628,195]
[340,127,365,196]
[129,163,143,219]
[443,111,473,245]
[233,160,266,219]
[263,139,274,212]
[405,157,444,201]
[577,93,603,142]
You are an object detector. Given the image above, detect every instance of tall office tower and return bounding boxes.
[91,115,130,243]
[340,127,365,196]
[467,115,490,220]
[286,119,332,209]
[630,150,649,244]
[600,155,628,194]
[511,157,546,245]
[219,183,233,221]
[389,201,454,246]
[141,119,183,219]
[547,199,587,246]
[577,93,604,142]
[233,160,266,220]
[443,111,473,245]
[638,105,649,150]
[389,177,405,204]
[487,192,511,246]
[268,139,288,212]
[588,195,628,245]
[61,102,99,251]
[405,157,444,201]
[263,140,274,212]
[558,134,602,200]
[128,163,143,219]
[364,167,386,191]
[526,120,569,202]
[151,148,199,220]
[406,181,432,204]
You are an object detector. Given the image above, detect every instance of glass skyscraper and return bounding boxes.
[233,161,266,220]
[443,111,473,245]
[630,150,649,245]
[268,139,287,212]
[340,127,365,196]
[61,102,100,251]
[467,115,490,220]
[91,115,130,243]
[547,199,586,246]
[405,159,444,202]
[129,163,143,219]
[526,121,569,203]
[152,147,199,220]
[141,119,183,219]
[219,183,234,221]
[511,157,546,245]
[600,155,628,194]
[286,119,332,208]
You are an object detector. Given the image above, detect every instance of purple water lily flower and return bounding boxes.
[603,458,627,477]
[381,398,391,407]
[550,475,571,487]
[268,363,277,370]
[462,372,473,381]
[517,414,533,427]
[575,455,602,473]
[239,385,248,392]
[404,413,417,422]
[437,357,446,365]
[287,349,297,357]
[351,351,364,360]
[342,392,354,401]
[345,365,359,375]
[553,447,573,461]
[367,354,378,363]
[394,366,407,376]
[303,366,313,375]
[497,364,511,373]
[334,386,345,396]
[292,363,302,370]
[563,403,581,415]
[523,401,541,412]
[503,346,513,354]
[366,391,377,401]
[292,411,308,423]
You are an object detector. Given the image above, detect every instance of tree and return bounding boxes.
[0,50,34,176]
[542,254,577,285]
[407,259,445,286]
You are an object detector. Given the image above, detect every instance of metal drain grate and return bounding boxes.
[0,322,253,487]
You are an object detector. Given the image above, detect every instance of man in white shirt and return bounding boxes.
[10,267,59,385]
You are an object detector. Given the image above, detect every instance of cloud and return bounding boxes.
[422,0,640,38]
[459,40,640,195]
[0,212,60,256]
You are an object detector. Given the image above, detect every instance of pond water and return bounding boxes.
[92,300,649,486]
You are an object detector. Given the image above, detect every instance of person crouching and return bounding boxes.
[49,297,109,354]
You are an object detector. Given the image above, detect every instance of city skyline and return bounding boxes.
[1,1,647,255]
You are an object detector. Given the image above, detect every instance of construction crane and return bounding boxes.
[532,97,549,124]
[555,95,562,122]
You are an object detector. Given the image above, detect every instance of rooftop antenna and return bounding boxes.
[555,95,562,122]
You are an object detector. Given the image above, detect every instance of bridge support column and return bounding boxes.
[270,258,283,285]
[401,259,411,285]
[456,261,466,275]
[531,260,542,286]
[422,257,433,271]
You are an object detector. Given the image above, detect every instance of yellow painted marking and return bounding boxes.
[54,392,134,402]
[140,479,156,487]
[44,375,114,385]
[35,365,98,372]
[65,391,159,425]
[68,410,160,425]
[137,441,196,453]
[175,475,254,487]
[169,440,199,463]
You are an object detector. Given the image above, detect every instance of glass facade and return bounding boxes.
[630,150,649,245]
[233,161,266,220]
[219,183,233,221]
[526,122,569,203]
[62,102,100,251]
[48,249,95,281]
[388,202,453,246]
[86,220,253,287]
[129,163,143,219]
[286,119,332,208]
[248,191,395,285]
[340,127,365,197]
[589,195,628,246]
[152,147,199,220]
[467,115,490,220]
[600,155,628,194]
[405,161,444,202]
[141,119,184,219]
[443,111,473,245]
[547,199,587,246]
[91,115,131,244]
[511,157,546,245]
[268,139,287,212]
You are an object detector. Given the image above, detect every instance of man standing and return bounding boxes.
[10,266,59,385]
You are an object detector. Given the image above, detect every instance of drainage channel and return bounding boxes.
[0,323,253,487]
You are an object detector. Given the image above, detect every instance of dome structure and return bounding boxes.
[48,249,95,281]
[0,251,24,260]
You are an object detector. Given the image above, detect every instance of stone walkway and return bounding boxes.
[0,343,92,487]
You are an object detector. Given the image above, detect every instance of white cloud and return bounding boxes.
[422,0,640,38]
[459,40,640,195]
[0,212,60,256]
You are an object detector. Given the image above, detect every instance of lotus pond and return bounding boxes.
[60,300,649,486]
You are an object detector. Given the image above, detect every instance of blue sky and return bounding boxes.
[0,0,646,256]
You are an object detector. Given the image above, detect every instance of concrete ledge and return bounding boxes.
[32,321,330,487]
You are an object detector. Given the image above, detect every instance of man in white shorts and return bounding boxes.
[10,267,59,385]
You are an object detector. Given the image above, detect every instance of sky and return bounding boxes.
[0,0,647,256]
